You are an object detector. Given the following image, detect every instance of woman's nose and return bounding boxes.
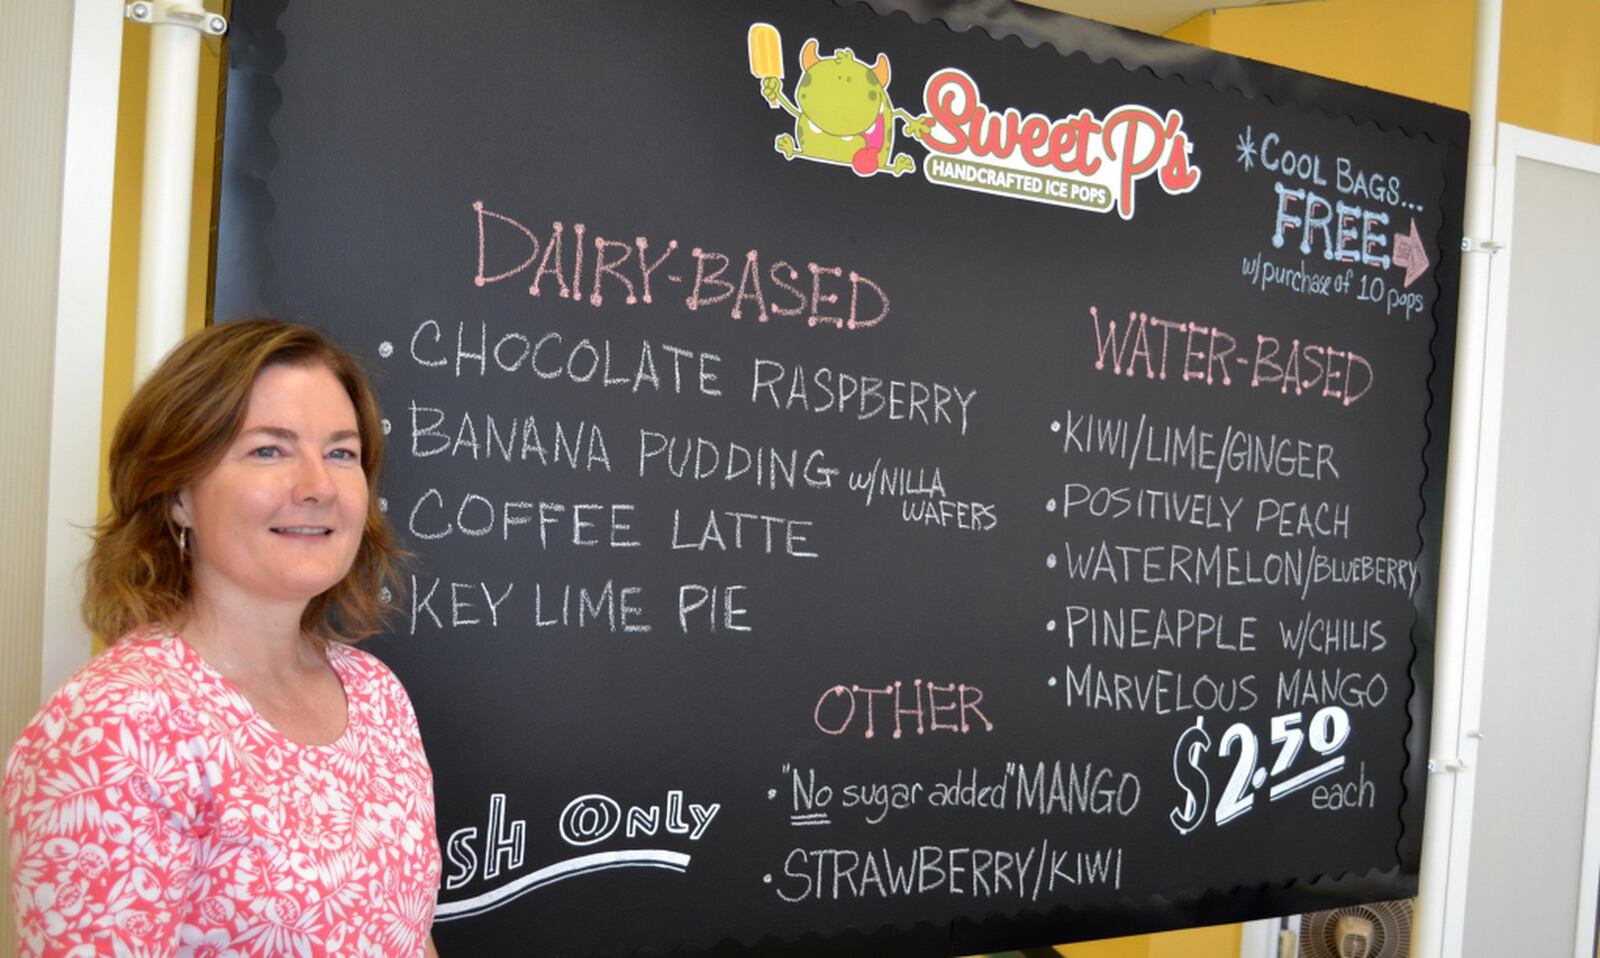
[294,452,337,501]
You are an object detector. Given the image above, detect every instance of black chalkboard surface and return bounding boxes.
[213,1,1465,954]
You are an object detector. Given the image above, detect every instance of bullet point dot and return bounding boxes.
[378,341,394,358]
[381,418,391,435]
[1046,553,1057,569]
[762,874,773,884]
[1046,620,1057,631]
[1048,676,1058,687]
[1050,420,1061,433]
[1046,498,1057,512]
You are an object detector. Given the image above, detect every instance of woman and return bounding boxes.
[4,320,441,956]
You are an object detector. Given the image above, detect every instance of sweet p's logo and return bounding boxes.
[745,23,1202,218]
[920,68,1201,219]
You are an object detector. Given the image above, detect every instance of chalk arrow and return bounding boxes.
[1392,217,1430,288]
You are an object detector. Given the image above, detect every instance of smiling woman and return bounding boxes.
[172,364,372,625]
[85,319,401,644]
[3,320,443,957]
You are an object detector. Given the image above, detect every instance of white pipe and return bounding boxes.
[1414,0,1501,954]
[133,1,207,379]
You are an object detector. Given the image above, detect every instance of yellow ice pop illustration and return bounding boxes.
[748,23,784,80]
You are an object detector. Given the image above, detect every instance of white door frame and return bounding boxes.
[1438,122,1600,958]
[41,0,121,697]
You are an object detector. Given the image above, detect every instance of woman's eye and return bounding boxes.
[328,447,360,461]
[249,446,283,459]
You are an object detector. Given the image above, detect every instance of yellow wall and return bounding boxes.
[1054,923,1244,958]
[1166,0,1600,147]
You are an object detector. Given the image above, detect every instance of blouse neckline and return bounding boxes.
[160,627,358,752]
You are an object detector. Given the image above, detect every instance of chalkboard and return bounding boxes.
[213,1,1465,954]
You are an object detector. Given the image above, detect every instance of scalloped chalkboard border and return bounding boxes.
[210,0,1464,953]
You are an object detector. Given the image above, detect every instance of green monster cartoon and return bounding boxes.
[751,28,931,177]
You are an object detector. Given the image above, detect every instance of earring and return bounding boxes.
[178,527,188,555]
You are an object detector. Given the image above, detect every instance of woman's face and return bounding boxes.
[172,363,368,614]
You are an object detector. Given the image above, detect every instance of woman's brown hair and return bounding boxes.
[84,318,405,643]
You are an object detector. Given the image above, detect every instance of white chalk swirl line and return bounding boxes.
[433,850,692,920]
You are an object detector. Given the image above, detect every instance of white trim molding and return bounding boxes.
[1430,123,1600,958]
[41,0,124,696]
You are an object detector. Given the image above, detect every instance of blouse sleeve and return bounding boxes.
[5,676,200,958]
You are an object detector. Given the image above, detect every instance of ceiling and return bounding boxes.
[1021,0,1314,37]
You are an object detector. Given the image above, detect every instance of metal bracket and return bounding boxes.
[1460,237,1506,254]
[1427,729,1483,773]
[125,3,228,37]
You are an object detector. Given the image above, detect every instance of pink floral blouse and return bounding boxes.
[4,629,441,957]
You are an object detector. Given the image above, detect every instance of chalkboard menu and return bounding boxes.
[214,1,1465,953]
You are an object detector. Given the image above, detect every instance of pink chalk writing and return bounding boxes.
[472,201,888,329]
[813,680,994,739]
[1086,305,1374,405]
[1251,336,1373,406]
[1390,218,1431,288]
[1089,306,1236,386]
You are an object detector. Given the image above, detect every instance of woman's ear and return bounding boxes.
[169,492,192,530]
